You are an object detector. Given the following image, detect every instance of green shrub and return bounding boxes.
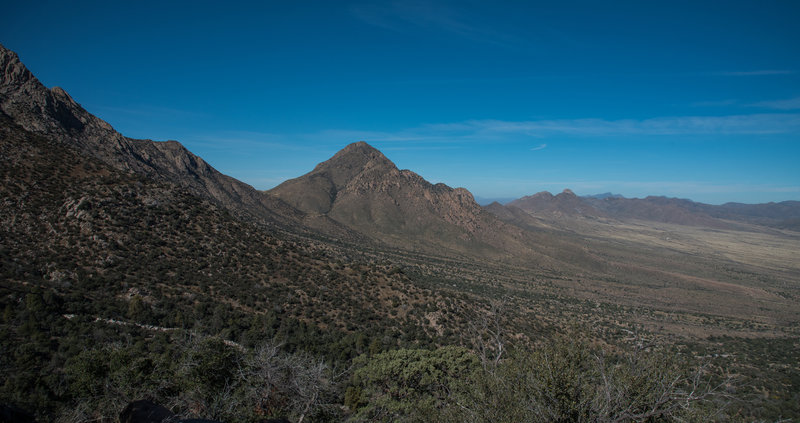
[347,346,479,422]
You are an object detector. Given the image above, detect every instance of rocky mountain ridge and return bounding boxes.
[0,43,313,232]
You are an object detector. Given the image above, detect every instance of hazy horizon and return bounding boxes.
[2,1,798,204]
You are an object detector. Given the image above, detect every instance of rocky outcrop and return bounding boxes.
[508,189,606,218]
[0,43,306,230]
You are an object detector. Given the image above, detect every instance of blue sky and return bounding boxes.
[2,0,799,204]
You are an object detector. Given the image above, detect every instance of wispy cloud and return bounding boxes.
[690,97,800,111]
[453,114,800,137]
[690,99,739,108]
[750,96,800,110]
[351,1,469,34]
[187,113,800,158]
[530,143,547,151]
[349,1,524,49]
[190,131,294,150]
[250,113,800,150]
[714,70,795,76]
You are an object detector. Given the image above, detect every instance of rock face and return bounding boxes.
[270,141,528,257]
[0,43,302,229]
[508,189,606,218]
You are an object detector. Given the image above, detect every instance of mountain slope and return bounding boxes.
[0,108,467,353]
[0,42,538,261]
[585,196,732,228]
[0,43,329,234]
[701,201,800,230]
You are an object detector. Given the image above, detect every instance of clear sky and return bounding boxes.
[2,1,799,204]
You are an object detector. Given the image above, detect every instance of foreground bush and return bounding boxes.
[347,335,730,423]
[59,336,337,423]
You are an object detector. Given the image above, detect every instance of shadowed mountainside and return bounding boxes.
[0,43,363,240]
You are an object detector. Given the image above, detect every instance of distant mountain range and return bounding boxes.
[473,196,518,206]
[582,192,626,200]
[497,188,800,231]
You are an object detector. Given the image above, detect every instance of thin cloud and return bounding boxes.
[690,99,739,108]
[192,113,800,157]
[462,114,800,136]
[379,145,461,152]
[715,70,795,76]
[750,96,800,110]
[350,1,524,49]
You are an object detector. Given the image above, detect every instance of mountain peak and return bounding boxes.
[268,143,506,254]
[270,142,396,215]
[341,140,379,154]
[308,141,396,188]
[322,141,388,168]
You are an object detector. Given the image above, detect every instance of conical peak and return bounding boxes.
[331,141,386,162]
[295,141,395,192]
[342,140,379,153]
[317,141,393,172]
